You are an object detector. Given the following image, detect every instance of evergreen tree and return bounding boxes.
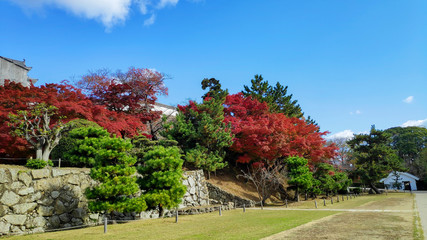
[348,126,402,194]
[385,126,427,176]
[163,98,233,178]
[137,146,186,217]
[242,74,303,118]
[69,127,147,213]
[201,78,228,100]
[286,156,313,201]
[313,163,336,196]
[51,119,100,163]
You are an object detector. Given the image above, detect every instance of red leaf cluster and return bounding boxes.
[224,93,337,165]
[0,80,145,157]
[77,67,167,124]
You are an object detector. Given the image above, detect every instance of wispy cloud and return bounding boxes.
[144,14,156,26]
[401,118,427,127]
[8,0,192,30]
[403,96,414,104]
[157,0,179,8]
[350,110,362,115]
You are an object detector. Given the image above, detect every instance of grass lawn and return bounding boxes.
[3,193,416,240]
[4,210,336,240]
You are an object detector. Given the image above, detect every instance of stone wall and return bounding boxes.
[0,167,209,236]
[207,182,255,208]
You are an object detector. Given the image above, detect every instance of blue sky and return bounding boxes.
[1,0,426,138]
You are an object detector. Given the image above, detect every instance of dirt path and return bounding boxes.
[262,194,415,240]
[415,191,427,239]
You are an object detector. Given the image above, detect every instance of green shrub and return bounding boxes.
[80,127,147,214]
[64,126,110,167]
[138,146,186,216]
[26,159,53,169]
[51,119,100,164]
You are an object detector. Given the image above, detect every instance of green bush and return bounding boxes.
[64,126,110,167]
[79,127,147,214]
[138,146,186,216]
[51,119,100,164]
[26,159,53,169]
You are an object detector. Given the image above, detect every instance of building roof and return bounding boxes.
[0,56,32,71]
[155,102,177,110]
[380,171,420,182]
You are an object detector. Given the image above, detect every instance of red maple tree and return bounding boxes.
[77,67,168,137]
[224,93,337,166]
[0,81,145,157]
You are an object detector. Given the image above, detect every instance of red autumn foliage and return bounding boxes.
[0,80,145,157]
[224,93,337,165]
[77,67,168,126]
[177,100,200,114]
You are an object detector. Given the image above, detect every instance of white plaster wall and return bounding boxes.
[0,59,30,87]
[382,174,418,191]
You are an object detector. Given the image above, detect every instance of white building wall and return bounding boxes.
[0,58,31,87]
[381,172,418,191]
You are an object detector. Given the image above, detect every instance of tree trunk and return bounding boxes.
[295,187,299,202]
[42,143,51,162]
[158,204,164,218]
[369,182,381,194]
[42,149,51,162]
[36,148,43,160]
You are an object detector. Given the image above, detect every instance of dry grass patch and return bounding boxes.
[264,193,415,240]
[266,211,413,240]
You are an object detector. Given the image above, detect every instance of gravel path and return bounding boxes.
[415,191,427,239]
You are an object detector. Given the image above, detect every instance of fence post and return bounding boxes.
[285,199,288,208]
[323,198,326,206]
[219,205,222,216]
[175,207,178,223]
[243,204,246,213]
[337,195,339,203]
[104,217,107,234]
[58,158,61,168]
[315,200,317,208]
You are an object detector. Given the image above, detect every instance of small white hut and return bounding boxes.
[380,171,419,191]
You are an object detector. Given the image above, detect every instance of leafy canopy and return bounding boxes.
[286,156,313,200]
[76,126,146,213]
[163,97,233,176]
[224,93,336,165]
[137,146,186,211]
[0,80,144,157]
[242,74,302,118]
[348,126,402,192]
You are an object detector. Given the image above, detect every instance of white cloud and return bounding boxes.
[8,0,188,29]
[144,14,156,26]
[327,130,355,140]
[10,0,132,30]
[401,118,427,127]
[157,0,179,8]
[136,0,150,14]
[350,110,362,115]
[403,96,414,104]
